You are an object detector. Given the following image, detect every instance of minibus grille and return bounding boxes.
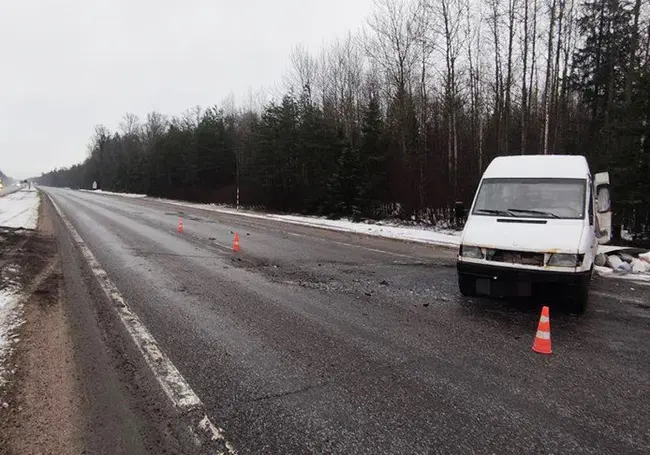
[486,249,545,267]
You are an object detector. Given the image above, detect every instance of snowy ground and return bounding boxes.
[0,189,40,391]
[80,189,147,199]
[0,275,22,390]
[0,189,40,229]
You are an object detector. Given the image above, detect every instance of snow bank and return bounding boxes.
[80,189,147,198]
[0,189,40,229]
[0,286,22,389]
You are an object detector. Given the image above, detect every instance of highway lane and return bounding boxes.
[43,187,650,454]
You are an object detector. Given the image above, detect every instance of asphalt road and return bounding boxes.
[42,187,650,454]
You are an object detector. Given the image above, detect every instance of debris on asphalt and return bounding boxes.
[619,252,635,263]
[595,253,607,267]
[640,251,650,263]
[631,259,647,274]
[607,255,624,269]
[596,246,650,281]
[379,280,389,286]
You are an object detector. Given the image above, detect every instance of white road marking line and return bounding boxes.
[47,194,236,454]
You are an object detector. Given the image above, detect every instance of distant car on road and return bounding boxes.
[457,155,611,313]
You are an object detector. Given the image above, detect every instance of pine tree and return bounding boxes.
[359,96,387,217]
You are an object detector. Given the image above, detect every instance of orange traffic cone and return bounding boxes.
[232,232,240,252]
[532,306,552,354]
[178,217,183,234]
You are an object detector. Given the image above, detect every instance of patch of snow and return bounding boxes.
[80,189,147,198]
[0,286,23,389]
[0,189,40,229]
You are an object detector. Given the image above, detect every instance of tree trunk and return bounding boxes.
[625,0,642,107]
[504,0,517,156]
[491,0,502,155]
[551,0,566,154]
[521,0,529,155]
[529,0,538,149]
[542,0,557,155]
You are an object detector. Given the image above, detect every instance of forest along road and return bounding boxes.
[41,187,650,454]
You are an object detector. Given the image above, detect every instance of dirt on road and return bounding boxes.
[0,194,83,455]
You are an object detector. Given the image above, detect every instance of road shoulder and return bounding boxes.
[0,192,83,454]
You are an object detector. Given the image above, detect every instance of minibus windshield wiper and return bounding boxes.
[475,208,513,216]
[507,208,560,218]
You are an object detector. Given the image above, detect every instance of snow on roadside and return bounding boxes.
[80,189,146,199]
[0,278,23,390]
[0,189,40,229]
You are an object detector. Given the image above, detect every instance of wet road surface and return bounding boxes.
[43,187,650,454]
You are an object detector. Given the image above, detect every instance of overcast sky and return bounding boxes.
[0,0,373,179]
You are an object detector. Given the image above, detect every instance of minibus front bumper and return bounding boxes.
[457,261,591,296]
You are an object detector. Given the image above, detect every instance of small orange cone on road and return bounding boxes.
[233,232,240,252]
[178,217,183,234]
[532,306,552,354]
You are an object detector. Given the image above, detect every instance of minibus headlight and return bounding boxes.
[547,253,584,267]
[460,245,484,259]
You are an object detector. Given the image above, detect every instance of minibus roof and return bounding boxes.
[483,155,590,179]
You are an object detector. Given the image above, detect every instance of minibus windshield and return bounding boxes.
[472,178,587,219]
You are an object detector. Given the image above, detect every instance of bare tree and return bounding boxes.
[365,0,423,101]
[541,0,557,155]
[504,0,519,155]
[554,0,576,154]
[625,0,643,106]
[415,1,436,209]
[438,0,464,197]
[119,113,141,138]
[284,43,318,103]
[488,0,504,155]
[324,33,366,141]
[143,111,168,152]
[365,0,426,214]
[548,0,567,154]
[528,0,539,133]
[520,0,530,154]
